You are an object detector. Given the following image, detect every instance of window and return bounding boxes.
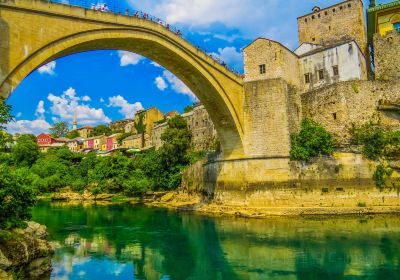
[318,14,321,18]
[305,18,308,23]
[312,37,316,42]
[332,113,337,120]
[333,65,339,76]
[332,8,336,13]
[304,73,311,84]
[325,11,328,16]
[394,22,400,33]
[259,64,266,74]
[348,3,351,8]
[312,15,315,19]
[318,70,324,80]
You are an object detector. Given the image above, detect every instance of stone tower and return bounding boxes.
[297,0,368,55]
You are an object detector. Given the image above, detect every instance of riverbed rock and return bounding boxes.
[0,221,54,279]
[0,249,11,270]
[160,192,175,202]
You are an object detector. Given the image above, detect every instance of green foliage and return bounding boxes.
[373,164,393,187]
[357,202,366,207]
[183,105,194,113]
[50,121,69,138]
[350,122,400,160]
[290,119,334,161]
[0,97,13,129]
[134,112,147,148]
[0,165,36,229]
[90,124,112,137]
[65,130,80,139]
[12,134,40,167]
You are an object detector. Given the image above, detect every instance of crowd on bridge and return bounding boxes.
[85,2,242,76]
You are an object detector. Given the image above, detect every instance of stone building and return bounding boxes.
[295,40,367,91]
[182,103,217,151]
[122,134,151,149]
[110,119,133,132]
[69,126,93,139]
[297,0,368,55]
[124,107,163,137]
[151,121,168,150]
[244,0,369,93]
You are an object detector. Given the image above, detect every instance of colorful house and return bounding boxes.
[368,0,400,45]
[36,133,56,146]
[106,133,121,151]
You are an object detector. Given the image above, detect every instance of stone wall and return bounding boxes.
[297,0,367,55]
[301,80,400,144]
[178,152,400,214]
[374,31,400,81]
[243,39,300,87]
[243,78,301,158]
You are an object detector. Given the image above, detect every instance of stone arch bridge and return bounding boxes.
[0,0,247,159]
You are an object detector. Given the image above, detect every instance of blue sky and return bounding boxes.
[5,0,390,134]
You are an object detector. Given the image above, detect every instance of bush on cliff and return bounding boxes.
[290,119,334,162]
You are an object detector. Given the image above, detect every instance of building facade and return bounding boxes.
[297,0,367,55]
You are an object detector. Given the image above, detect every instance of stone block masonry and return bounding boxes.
[374,31,400,81]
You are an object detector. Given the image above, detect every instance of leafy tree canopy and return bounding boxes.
[183,105,194,113]
[90,124,112,137]
[50,121,69,138]
[290,119,334,162]
[66,130,80,139]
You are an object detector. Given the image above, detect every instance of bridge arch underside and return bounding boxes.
[2,29,245,159]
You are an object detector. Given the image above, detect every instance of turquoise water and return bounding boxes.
[32,202,400,280]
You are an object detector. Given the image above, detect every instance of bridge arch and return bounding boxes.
[0,1,245,158]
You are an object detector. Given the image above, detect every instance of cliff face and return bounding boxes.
[0,222,54,280]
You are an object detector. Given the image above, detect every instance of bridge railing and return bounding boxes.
[46,0,243,76]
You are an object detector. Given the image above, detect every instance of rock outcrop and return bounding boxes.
[0,222,54,279]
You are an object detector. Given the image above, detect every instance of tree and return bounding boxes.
[134,112,147,148]
[159,116,192,170]
[0,97,13,128]
[290,119,334,162]
[0,97,14,149]
[183,105,194,113]
[12,134,40,167]
[50,121,69,138]
[65,130,80,139]
[0,165,36,229]
[90,124,112,137]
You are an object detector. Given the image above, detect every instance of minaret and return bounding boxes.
[73,111,77,130]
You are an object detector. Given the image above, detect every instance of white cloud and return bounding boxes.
[37,61,56,75]
[99,98,105,103]
[117,51,145,66]
[108,95,143,119]
[47,87,111,126]
[35,100,46,118]
[161,70,198,102]
[6,119,51,135]
[155,76,168,91]
[210,47,243,71]
[16,112,22,118]
[82,95,91,102]
[126,0,303,49]
[150,61,162,68]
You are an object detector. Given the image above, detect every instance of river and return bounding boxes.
[31,201,400,280]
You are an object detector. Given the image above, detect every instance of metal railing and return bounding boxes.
[46,0,243,76]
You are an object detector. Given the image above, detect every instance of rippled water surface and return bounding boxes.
[32,202,400,280]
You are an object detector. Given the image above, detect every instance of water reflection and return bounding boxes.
[32,202,400,280]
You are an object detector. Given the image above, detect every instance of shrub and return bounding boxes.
[0,165,36,229]
[290,119,334,161]
[12,134,40,167]
[373,164,393,187]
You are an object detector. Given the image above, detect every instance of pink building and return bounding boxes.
[88,139,94,149]
[106,137,113,151]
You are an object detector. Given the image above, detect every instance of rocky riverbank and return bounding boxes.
[0,222,54,280]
